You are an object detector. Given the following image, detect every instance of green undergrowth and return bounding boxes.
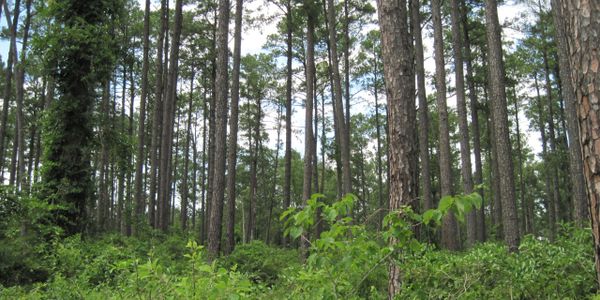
[0,194,597,299]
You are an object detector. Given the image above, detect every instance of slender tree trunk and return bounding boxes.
[0,0,19,182]
[207,0,230,257]
[133,0,151,235]
[535,74,556,240]
[462,0,485,241]
[98,81,111,232]
[15,0,32,192]
[550,0,588,226]
[326,0,351,195]
[450,0,475,245]
[432,0,459,250]
[543,50,563,226]
[484,0,519,252]
[266,104,282,244]
[224,0,243,254]
[411,0,432,215]
[149,0,167,228]
[181,65,195,231]
[376,0,415,296]
[157,0,183,231]
[300,0,316,258]
[511,87,527,236]
[282,0,293,247]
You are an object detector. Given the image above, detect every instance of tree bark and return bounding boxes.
[149,0,167,228]
[0,0,19,182]
[432,0,459,251]
[282,0,293,247]
[462,0,485,241]
[376,0,415,296]
[560,0,600,285]
[157,0,183,232]
[411,0,432,215]
[326,0,352,195]
[15,0,32,192]
[133,0,151,235]
[484,0,519,252]
[550,0,588,227]
[450,0,475,245]
[225,0,243,254]
[207,0,230,257]
[300,0,316,258]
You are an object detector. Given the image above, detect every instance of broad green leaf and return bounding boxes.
[438,195,454,212]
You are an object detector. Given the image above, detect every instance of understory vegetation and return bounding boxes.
[1,195,596,299]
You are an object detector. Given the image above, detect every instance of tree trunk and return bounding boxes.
[157,0,183,232]
[181,65,195,231]
[411,0,432,215]
[550,0,588,227]
[450,0,475,245]
[376,0,415,296]
[300,0,316,258]
[432,0,459,251]
[462,0,485,241]
[560,0,600,285]
[133,0,151,235]
[149,0,167,228]
[282,0,293,247]
[207,0,230,257]
[326,0,351,195]
[484,0,519,252]
[15,0,32,192]
[224,0,243,254]
[0,0,19,182]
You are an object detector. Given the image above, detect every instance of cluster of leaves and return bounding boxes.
[399,225,596,299]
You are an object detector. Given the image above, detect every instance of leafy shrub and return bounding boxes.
[399,226,596,299]
[221,240,299,285]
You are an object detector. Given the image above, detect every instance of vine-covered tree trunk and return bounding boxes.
[42,0,117,236]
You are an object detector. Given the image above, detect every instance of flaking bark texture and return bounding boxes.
[561,0,600,285]
[376,0,415,296]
